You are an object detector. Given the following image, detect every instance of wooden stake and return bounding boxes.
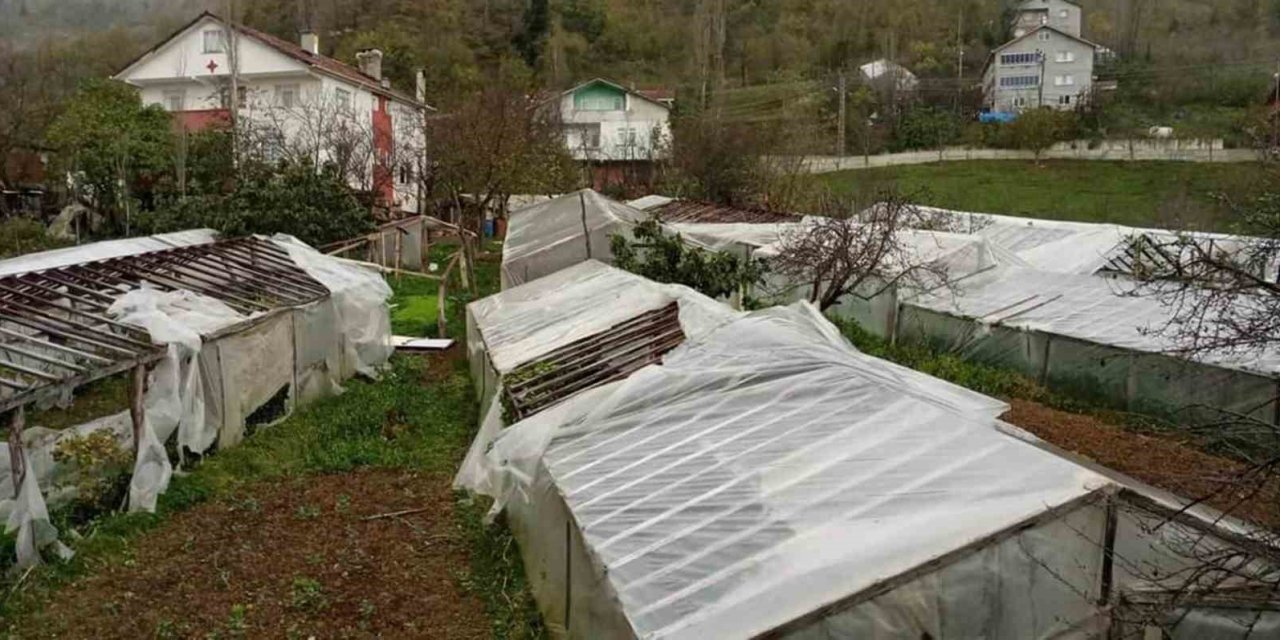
[129,364,147,454]
[7,406,25,498]
[437,252,461,339]
[393,229,404,284]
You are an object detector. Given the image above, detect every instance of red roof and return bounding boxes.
[637,87,675,103]
[649,200,797,224]
[230,19,425,108]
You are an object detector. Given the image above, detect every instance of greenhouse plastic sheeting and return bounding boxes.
[469,260,738,376]
[501,189,647,288]
[108,286,247,512]
[463,302,1106,639]
[458,261,742,494]
[0,229,218,277]
[272,234,393,378]
[909,266,1280,377]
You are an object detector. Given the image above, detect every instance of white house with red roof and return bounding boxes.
[113,12,430,214]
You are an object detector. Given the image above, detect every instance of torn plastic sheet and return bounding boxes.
[4,467,72,568]
[108,286,245,512]
[272,234,393,378]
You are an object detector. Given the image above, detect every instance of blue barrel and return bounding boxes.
[483,219,496,237]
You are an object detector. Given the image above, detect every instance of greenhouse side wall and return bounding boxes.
[506,461,637,639]
[779,500,1110,640]
[894,306,1279,424]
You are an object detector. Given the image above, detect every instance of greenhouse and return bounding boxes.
[457,287,1279,639]
[501,189,647,289]
[0,231,393,566]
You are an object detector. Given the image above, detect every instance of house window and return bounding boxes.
[163,89,186,112]
[398,162,414,184]
[218,86,247,109]
[1059,95,1072,105]
[1001,52,1039,65]
[1054,75,1075,86]
[571,123,602,149]
[1039,14,1048,25]
[1038,31,1051,41]
[619,127,637,146]
[202,29,226,53]
[574,92,625,111]
[334,87,352,111]
[275,84,300,108]
[1056,51,1075,63]
[1000,75,1040,88]
[1014,97,1028,108]
[1059,9,1070,18]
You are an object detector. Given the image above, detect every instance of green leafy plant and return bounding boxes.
[289,576,327,613]
[610,218,768,300]
[51,430,133,519]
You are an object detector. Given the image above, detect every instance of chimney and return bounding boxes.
[415,69,427,104]
[356,49,383,81]
[300,31,319,55]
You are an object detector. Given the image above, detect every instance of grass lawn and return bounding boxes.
[1,240,543,638]
[819,160,1279,231]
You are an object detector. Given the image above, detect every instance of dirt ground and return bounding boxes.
[1004,399,1280,528]
[17,470,489,640]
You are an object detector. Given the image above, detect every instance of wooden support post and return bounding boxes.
[393,229,404,284]
[437,252,461,339]
[8,406,25,498]
[420,222,430,272]
[129,364,147,454]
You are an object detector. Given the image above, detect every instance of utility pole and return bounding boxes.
[1037,49,1046,108]
[956,7,965,115]
[1273,59,1279,151]
[836,70,847,157]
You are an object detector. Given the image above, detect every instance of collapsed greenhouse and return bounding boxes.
[0,230,392,566]
[457,261,1280,640]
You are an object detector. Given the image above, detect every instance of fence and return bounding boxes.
[794,139,1257,173]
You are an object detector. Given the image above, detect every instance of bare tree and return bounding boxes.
[1108,194,1280,636]
[769,192,960,311]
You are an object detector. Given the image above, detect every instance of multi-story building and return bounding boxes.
[982,0,1099,114]
[114,11,429,213]
[1011,0,1083,38]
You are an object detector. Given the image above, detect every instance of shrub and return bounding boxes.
[0,218,70,259]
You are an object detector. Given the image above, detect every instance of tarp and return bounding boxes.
[462,302,1103,639]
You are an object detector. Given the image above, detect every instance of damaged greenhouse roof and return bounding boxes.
[0,234,329,413]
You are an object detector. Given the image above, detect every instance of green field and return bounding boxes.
[819,160,1278,231]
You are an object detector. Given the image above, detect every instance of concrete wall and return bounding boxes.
[792,140,1255,173]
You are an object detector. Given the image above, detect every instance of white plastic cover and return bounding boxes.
[272,234,393,378]
[463,302,1106,639]
[909,266,1280,376]
[469,260,738,375]
[501,189,647,288]
[456,261,742,496]
[108,286,246,512]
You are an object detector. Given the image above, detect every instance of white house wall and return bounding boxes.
[122,16,306,85]
[559,92,670,162]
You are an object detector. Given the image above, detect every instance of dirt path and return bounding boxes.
[1004,398,1280,528]
[18,469,489,639]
